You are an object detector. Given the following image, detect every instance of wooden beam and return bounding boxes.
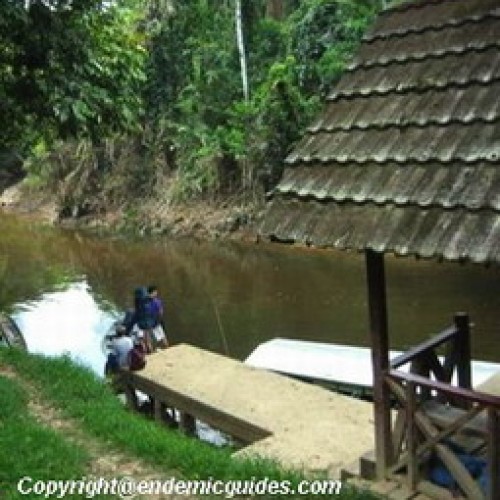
[392,409,407,459]
[390,326,457,369]
[487,408,500,500]
[123,382,138,410]
[455,313,471,390]
[389,370,500,408]
[434,442,484,499]
[401,389,484,499]
[365,249,392,478]
[153,397,163,423]
[406,381,418,490]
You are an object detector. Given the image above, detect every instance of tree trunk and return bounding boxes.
[235,0,249,102]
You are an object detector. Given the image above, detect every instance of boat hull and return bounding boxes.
[0,313,27,350]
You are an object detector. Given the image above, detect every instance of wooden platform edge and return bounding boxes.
[120,370,272,444]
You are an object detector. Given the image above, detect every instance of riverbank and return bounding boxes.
[0,348,375,500]
[0,180,264,242]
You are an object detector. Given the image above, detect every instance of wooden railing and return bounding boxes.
[382,313,500,500]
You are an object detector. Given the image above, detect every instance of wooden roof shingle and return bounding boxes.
[260,0,500,264]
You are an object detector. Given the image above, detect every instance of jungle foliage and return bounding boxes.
[1,0,396,213]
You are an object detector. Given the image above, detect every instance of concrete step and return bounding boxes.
[340,458,360,481]
[360,449,377,480]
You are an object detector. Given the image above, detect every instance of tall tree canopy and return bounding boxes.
[0,0,145,150]
[1,0,397,207]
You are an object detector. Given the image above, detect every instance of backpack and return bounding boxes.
[129,346,146,371]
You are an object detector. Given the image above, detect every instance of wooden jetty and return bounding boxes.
[0,313,27,350]
[120,343,374,477]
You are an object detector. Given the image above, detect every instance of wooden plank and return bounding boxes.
[454,314,471,391]
[389,403,485,477]
[406,382,418,491]
[389,371,500,408]
[390,327,457,370]
[487,408,500,500]
[387,484,422,500]
[121,371,271,444]
[433,442,484,500]
[417,480,459,499]
[370,480,401,496]
[153,398,163,423]
[366,249,393,478]
[420,404,485,449]
[422,401,487,437]
[411,404,483,499]
[393,409,407,459]
[122,382,138,410]
[389,379,485,499]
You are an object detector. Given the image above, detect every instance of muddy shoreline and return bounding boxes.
[0,181,264,242]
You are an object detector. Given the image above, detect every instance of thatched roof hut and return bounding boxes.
[259,1,500,497]
[261,0,500,263]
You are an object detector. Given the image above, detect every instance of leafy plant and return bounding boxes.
[2,0,397,209]
[0,0,146,151]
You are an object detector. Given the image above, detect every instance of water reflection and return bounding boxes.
[1,212,500,369]
[11,281,118,375]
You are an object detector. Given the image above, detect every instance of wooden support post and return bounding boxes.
[455,313,471,390]
[406,381,418,491]
[392,409,407,459]
[123,384,138,410]
[366,249,392,478]
[179,412,196,436]
[487,408,500,500]
[153,397,163,423]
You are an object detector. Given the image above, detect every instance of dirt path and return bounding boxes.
[0,365,194,499]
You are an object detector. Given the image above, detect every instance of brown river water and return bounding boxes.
[1,212,500,376]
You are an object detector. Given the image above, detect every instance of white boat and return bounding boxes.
[245,338,500,398]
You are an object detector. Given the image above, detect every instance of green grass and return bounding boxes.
[0,349,376,499]
[0,375,93,500]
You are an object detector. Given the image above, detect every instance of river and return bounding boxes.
[1,212,500,376]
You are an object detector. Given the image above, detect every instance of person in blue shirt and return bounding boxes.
[127,286,156,353]
[148,285,168,348]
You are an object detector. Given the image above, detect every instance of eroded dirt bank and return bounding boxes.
[0,181,264,242]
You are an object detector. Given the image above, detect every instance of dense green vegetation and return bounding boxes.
[1,0,395,216]
[0,348,376,499]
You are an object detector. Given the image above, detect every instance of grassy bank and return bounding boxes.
[0,374,96,499]
[0,349,375,499]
